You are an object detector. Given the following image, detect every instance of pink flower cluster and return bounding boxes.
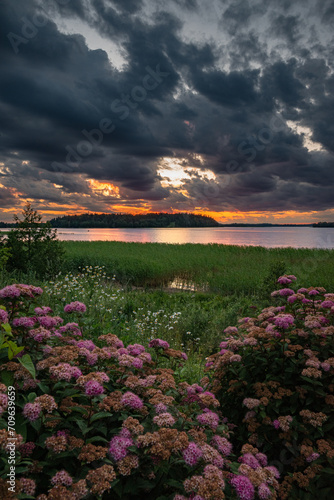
[148,338,170,349]
[23,402,42,422]
[51,470,73,486]
[109,434,134,461]
[34,306,52,315]
[121,391,144,410]
[12,317,36,328]
[196,409,219,429]
[64,301,86,313]
[28,327,51,342]
[274,314,294,329]
[85,380,104,396]
[49,362,82,381]
[153,412,176,427]
[230,474,255,500]
[77,340,96,351]
[0,284,43,299]
[57,322,82,336]
[211,435,233,456]
[0,308,9,324]
[243,398,261,409]
[183,442,203,466]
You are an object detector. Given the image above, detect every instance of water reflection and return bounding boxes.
[1,227,334,248]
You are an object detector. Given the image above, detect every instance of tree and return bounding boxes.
[5,203,64,277]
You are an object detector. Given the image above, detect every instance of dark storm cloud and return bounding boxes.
[0,0,334,219]
[271,15,303,45]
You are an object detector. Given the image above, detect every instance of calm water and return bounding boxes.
[46,227,334,248]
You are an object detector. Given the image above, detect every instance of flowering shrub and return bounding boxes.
[0,284,281,499]
[206,275,334,499]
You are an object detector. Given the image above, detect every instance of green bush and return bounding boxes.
[3,203,64,278]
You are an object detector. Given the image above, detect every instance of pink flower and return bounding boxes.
[85,380,104,396]
[109,435,134,461]
[132,358,143,369]
[51,470,73,486]
[306,452,320,462]
[148,338,170,350]
[127,344,146,356]
[308,289,319,296]
[0,309,9,323]
[57,322,82,336]
[258,483,271,499]
[239,453,260,469]
[23,402,42,422]
[224,326,238,334]
[255,453,267,466]
[121,391,144,409]
[64,301,86,313]
[243,398,261,409]
[34,306,52,315]
[265,466,280,479]
[211,435,233,456]
[230,354,242,363]
[38,316,59,329]
[19,442,36,457]
[182,442,203,466]
[153,412,176,427]
[274,314,294,329]
[320,300,334,308]
[0,285,21,299]
[77,340,96,351]
[12,317,36,328]
[279,288,295,296]
[49,363,82,381]
[196,410,219,429]
[155,403,168,414]
[321,362,331,372]
[230,475,255,500]
[277,276,292,285]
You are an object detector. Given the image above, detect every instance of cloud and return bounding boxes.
[0,0,333,222]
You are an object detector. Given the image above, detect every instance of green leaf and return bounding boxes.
[86,436,109,444]
[1,370,14,387]
[15,414,27,442]
[18,354,36,379]
[90,411,113,422]
[2,323,12,334]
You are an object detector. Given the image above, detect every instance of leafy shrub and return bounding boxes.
[206,274,334,499]
[0,284,281,499]
[3,203,64,278]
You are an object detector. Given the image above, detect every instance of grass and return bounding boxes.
[63,241,334,295]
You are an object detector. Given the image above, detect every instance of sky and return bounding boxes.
[0,0,334,224]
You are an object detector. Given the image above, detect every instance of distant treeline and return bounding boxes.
[219,223,313,227]
[48,212,220,228]
[312,222,334,228]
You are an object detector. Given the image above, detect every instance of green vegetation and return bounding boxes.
[62,240,334,295]
[49,212,220,228]
[0,203,64,278]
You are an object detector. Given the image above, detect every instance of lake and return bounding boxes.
[47,227,334,248]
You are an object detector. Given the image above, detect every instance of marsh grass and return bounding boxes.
[63,241,334,295]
